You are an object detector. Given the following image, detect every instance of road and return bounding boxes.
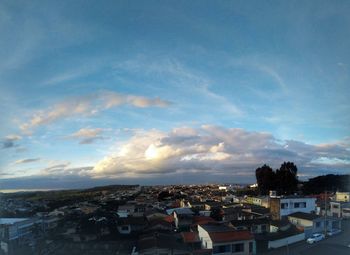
[261,219,350,255]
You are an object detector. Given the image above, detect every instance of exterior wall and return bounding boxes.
[288,217,341,238]
[198,225,213,249]
[269,198,280,220]
[279,198,316,217]
[335,192,350,202]
[246,196,269,208]
[117,225,131,234]
[212,240,254,255]
[288,217,313,227]
[268,233,305,249]
[197,226,255,254]
[330,202,341,217]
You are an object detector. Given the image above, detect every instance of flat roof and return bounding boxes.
[0,218,29,225]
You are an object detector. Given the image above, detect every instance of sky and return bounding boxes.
[0,0,349,189]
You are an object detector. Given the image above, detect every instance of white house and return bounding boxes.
[198,223,255,254]
[270,196,316,220]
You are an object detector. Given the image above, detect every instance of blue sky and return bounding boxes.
[0,0,349,189]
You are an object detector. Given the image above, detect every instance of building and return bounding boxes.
[334,192,350,202]
[167,208,194,230]
[329,201,350,218]
[0,218,35,254]
[287,212,341,238]
[245,196,269,208]
[230,219,269,234]
[198,223,255,254]
[136,232,190,255]
[269,196,316,220]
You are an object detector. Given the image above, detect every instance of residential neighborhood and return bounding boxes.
[1,184,349,255]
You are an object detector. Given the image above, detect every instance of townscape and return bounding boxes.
[1,172,349,255]
[1,1,350,255]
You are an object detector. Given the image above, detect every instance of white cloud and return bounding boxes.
[20,91,171,134]
[92,125,350,179]
[69,128,104,144]
[14,158,40,164]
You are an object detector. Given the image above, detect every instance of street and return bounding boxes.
[261,220,350,255]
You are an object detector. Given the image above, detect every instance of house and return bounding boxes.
[145,209,169,222]
[254,222,304,252]
[146,215,174,232]
[269,196,316,220]
[230,218,269,234]
[335,192,350,202]
[136,232,190,255]
[287,212,341,238]
[0,218,35,254]
[242,205,270,219]
[167,208,194,230]
[244,196,270,208]
[329,201,350,218]
[198,223,255,254]
[221,205,243,221]
[181,232,201,251]
[117,204,136,218]
[117,216,147,235]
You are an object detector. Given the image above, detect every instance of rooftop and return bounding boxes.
[181,232,200,243]
[209,231,253,243]
[0,218,29,225]
[288,212,320,221]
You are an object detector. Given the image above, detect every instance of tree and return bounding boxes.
[255,164,276,195]
[255,162,299,196]
[275,162,298,195]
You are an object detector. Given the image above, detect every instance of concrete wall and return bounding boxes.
[268,233,305,249]
[198,225,213,249]
[280,198,316,217]
[335,192,350,202]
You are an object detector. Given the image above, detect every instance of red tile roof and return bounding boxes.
[181,232,200,243]
[193,216,216,225]
[163,215,175,223]
[209,230,253,243]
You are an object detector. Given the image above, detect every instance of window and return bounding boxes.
[281,203,288,209]
[213,245,231,254]
[332,204,339,209]
[121,226,129,231]
[301,202,306,208]
[294,203,300,208]
[232,243,244,253]
[315,222,321,228]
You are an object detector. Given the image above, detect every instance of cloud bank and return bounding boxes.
[92,126,350,180]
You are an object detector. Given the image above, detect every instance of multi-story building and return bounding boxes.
[330,201,350,218]
[269,196,316,220]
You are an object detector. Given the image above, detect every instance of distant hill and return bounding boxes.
[301,174,350,194]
